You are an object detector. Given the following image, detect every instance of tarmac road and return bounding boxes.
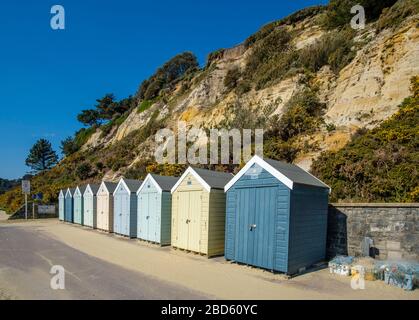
[0,224,210,300]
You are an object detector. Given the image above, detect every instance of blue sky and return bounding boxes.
[0,0,327,179]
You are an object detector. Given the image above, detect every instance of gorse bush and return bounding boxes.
[311,76,419,202]
[267,88,326,141]
[264,138,300,163]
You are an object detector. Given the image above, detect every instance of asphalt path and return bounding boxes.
[0,224,210,300]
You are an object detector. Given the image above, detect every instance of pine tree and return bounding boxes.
[25,139,58,173]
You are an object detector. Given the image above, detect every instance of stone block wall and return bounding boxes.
[327,203,418,261]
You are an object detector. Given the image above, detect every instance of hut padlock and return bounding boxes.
[249,224,257,230]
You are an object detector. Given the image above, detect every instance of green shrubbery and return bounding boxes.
[240,22,356,92]
[311,76,419,202]
[224,68,241,92]
[321,0,398,29]
[299,28,355,73]
[75,163,93,180]
[244,6,324,48]
[377,0,419,31]
[262,87,326,163]
[137,99,154,113]
[136,52,198,101]
[269,88,326,141]
[206,49,225,68]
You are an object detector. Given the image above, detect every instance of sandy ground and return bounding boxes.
[1,219,418,300]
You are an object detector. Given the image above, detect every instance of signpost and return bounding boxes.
[22,180,30,220]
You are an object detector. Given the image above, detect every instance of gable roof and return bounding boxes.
[171,167,233,193]
[84,184,100,196]
[224,155,330,192]
[75,185,87,195]
[59,189,65,198]
[114,178,143,195]
[66,188,76,197]
[99,181,118,195]
[137,174,178,194]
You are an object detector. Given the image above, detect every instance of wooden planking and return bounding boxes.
[225,163,291,273]
[64,193,73,223]
[83,193,96,228]
[73,193,84,225]
[208,189,226,257]
[171,172,214,255]
[287,185,329,274]
[160,192,172,245]
[58,194,65,221]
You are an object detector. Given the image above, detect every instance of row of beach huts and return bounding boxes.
[58,155,330,275]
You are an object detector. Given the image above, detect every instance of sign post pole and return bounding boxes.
[22,180,31,220]
[25,194,28,220]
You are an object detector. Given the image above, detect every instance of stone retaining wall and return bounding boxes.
[327,203,418,261]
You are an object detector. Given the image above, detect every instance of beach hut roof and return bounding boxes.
[85,183,100,196]
[76,185,87,195]
[225,155,330,192]
[137,174,178,194]
[115,178,143,194]
[171,167,233,193]
[100,181,117,194]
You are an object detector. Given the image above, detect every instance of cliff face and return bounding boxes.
[82,9,418,173]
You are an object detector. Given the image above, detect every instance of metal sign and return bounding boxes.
[38,205,56,215]
[22,180,31,194]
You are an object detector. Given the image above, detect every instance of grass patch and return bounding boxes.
[137,100,154,113]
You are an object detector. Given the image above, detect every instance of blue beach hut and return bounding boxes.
[113,178,143,238]
[58,190,65,221]
[224,155,330,274]
[136,174,178,245]
[73,185,87,225]
[64,188,75,223]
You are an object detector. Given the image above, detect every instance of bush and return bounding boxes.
[60,137,79,157]
[264,137,300,163]
[224,67,241,91]
[206,49,225,68]
[95,162,104,171]
[75,163,92,180]
[322,0,398,29]
[311,76,419,202]
[377,0,419,31]
[236,80,252,95]
[136,52,198,101]
[137,100,154,113]
[243,27,298,89]
[268,88,326,141]
[299,28,355,73]
[246,27,292,75]
[74,127,96,148]
[326,123,337,132]
[244,6,324,48]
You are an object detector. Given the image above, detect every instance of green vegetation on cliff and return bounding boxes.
[312,77,419,202]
